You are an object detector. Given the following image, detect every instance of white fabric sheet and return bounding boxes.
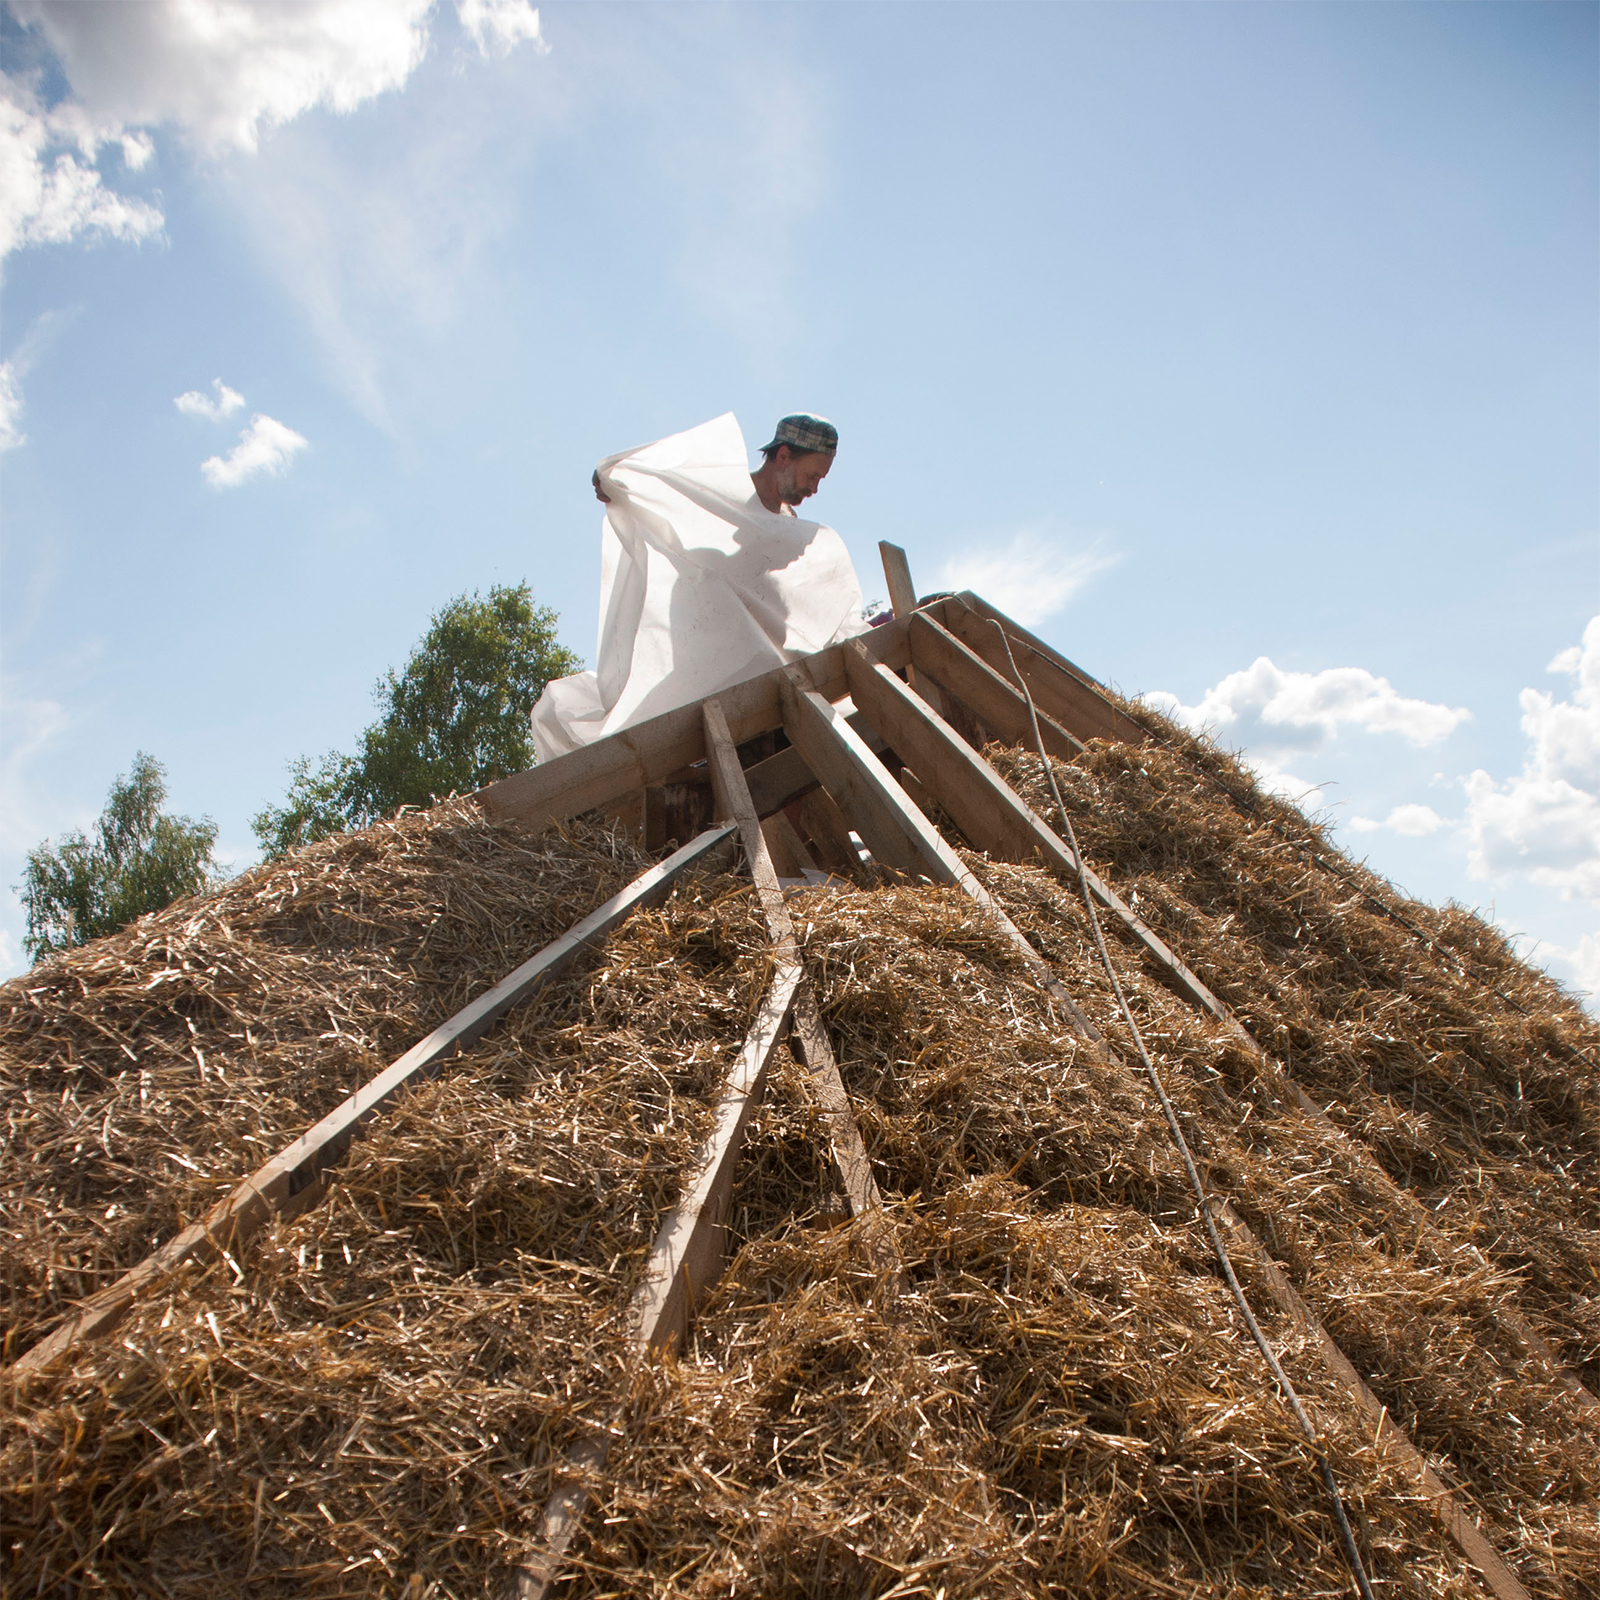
[530,413,867,761]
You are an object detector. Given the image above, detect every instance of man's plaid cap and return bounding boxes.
[761,413,838,455]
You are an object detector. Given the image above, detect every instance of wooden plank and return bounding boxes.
[941,595,1146,748]
[476,620,915,834]
[627,961,803,1350]
[845,641,1232,1029]
[1210,1200,1534,1600]
[744,711,888,820]
[765,810,818,876]
[779,669,932,878]
[779,666,1104,1043]
[877,540,946,716]
[9,824,738,1381]
[785,788,864,880]
[949,591,1148,743]
[509,961,802,1599]
[909,612,1084,760]
[702,698,900,1273]
[878,540,919,620]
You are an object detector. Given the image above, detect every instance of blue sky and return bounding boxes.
[3,0,1596,1004]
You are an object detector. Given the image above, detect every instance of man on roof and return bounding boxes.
[534,410,867,761]
[593,412,838,515]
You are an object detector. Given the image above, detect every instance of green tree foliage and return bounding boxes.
[253,584,580,860]
[20,753,220,961]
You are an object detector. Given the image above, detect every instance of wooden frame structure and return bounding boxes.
[13,566,1582,1600]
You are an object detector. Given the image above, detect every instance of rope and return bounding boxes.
[988,621,1378,1600]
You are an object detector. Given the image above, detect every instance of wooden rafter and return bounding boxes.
[508,961,804,1600]
[701,697,902,1283]
[8,824,738,1382]
[909,610,1085,759]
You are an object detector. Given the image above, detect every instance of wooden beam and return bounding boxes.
[909,612,1084,760]
[743,710,889,820]
[763,810,817,877]
[950,591,1147,739]
[778,669,928,877]
[509,960,803,1599]
[785,788,864,880]
[703,698,900,1275]
[845,642,1232,1030]
[779,665,1104,1043]
[878,539,946,716]
[476,619,914,834]
[878,541,919,620]
[8,824,738,1382]
[941,595,1147,748]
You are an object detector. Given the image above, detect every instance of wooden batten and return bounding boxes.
[510,961,803,1600]
[702,697,900,1268]
[846,639,1232,1029]
[10,824,738,1382]
[780,663,1106,1044]
[1210,1201,1534,1600]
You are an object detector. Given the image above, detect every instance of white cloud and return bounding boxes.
[0,359,24,451]
[0,77,165,262]
[1391,803,1444,836]
[1558,931,1600,1003]
[458,0,549,58]
[12,0,436,158]
[940,527,1120,628]
[175,378,246,421]
[1463,617,1600,904]
[1150,658,1471,754]
[3,1,550,274]
[200,413,308,488]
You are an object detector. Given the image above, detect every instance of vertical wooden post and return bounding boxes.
[878,540,947,716]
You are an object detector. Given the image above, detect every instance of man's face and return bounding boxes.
[775,446,833,506]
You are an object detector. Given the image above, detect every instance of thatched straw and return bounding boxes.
[4,702,1597,1598]
[3,803,661,1362]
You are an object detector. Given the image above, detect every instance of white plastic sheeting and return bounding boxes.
[531,413,868,761]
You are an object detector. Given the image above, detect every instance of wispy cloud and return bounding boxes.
[0,359,24,451]
[458,0,549,58]
[939,527,1120,628]
[174,378,245,421]
[201,413,308,488]
[0,306,81,454]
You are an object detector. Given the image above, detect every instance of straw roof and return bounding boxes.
[3,592,1596,1599]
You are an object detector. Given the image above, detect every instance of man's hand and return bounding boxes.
[592,470,611,504]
